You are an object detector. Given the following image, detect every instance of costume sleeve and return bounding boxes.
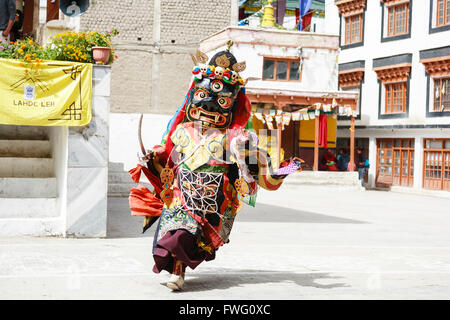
[254,148,285,191]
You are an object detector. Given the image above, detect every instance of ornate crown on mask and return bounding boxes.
[191,41,247,86]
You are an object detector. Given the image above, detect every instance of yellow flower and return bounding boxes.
[28,39,34,45]
[21,43,26,49]
[18,48,24,55]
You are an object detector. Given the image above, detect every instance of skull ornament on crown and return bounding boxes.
[189,42,247,129]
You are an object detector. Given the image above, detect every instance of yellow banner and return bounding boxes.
[0,58,92,126]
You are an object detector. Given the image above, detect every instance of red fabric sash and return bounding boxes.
[129,185,163,217]
[230,91,251,130]
[128,164,164,217]
[129,164,163,195]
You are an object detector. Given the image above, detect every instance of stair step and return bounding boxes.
[109,162,125,172]
[0,125,48,140]
[0,177,57,198]
[0,198,58,219]
[0,157,54,178]
[108,182,153,197]
[108,171,133,184]
[284,171,362,187]
[108,183,137,196]
[0,139,51,158]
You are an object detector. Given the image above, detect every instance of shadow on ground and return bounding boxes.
[237,203,366,224]
[107,197,366,238]
[171,269,348,293]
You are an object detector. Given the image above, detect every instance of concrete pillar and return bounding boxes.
[368,136,377,188]
[413,136,424,190]
[65,66,110,237]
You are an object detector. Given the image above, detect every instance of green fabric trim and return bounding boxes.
[182,163,228,173]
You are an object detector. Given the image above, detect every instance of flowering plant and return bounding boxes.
[0,29,119,65]
[0,38,45,65]
[87,29,118,47]
[47,31,93,63]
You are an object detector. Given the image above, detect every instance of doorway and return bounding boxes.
[376,138,414,187]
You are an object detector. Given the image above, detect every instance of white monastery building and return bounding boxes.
[329,0,450,193]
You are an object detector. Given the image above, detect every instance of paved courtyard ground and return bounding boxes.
[1,185,450,299]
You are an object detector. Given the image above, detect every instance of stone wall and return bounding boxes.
[109,48,153,114]
[160,0,232,45]
[80,0,234,114]
[80,0,154,43]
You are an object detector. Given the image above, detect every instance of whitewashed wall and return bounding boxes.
[336,0,450,127]
[205,42,339,93]
[109,113,172,172]
[324,0,340,36]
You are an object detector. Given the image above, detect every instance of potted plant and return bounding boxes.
[88,29,118,64]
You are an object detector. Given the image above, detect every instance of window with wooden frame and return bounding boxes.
[344,14,363,45]
[262,58,302,81]
[385,82,407,114]
[433,77,450,111]
[420,53,450,114]
[436,0,450,27]
[387,2,410,36]
[374,63,411,117]
[336,0,366,46]
[423,138,450,191]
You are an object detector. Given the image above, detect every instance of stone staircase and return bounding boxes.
[108,162,152,197]
[283,170,365,190]
[0,125,58,220]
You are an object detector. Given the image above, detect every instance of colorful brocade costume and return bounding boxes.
[128,43,301,290]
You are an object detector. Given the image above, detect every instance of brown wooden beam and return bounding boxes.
[349,115,356,171]
[314,115,319,171]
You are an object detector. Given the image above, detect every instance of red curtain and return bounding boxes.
[319,114,327,149]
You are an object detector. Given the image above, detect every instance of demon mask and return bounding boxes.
[187,49,246,129]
